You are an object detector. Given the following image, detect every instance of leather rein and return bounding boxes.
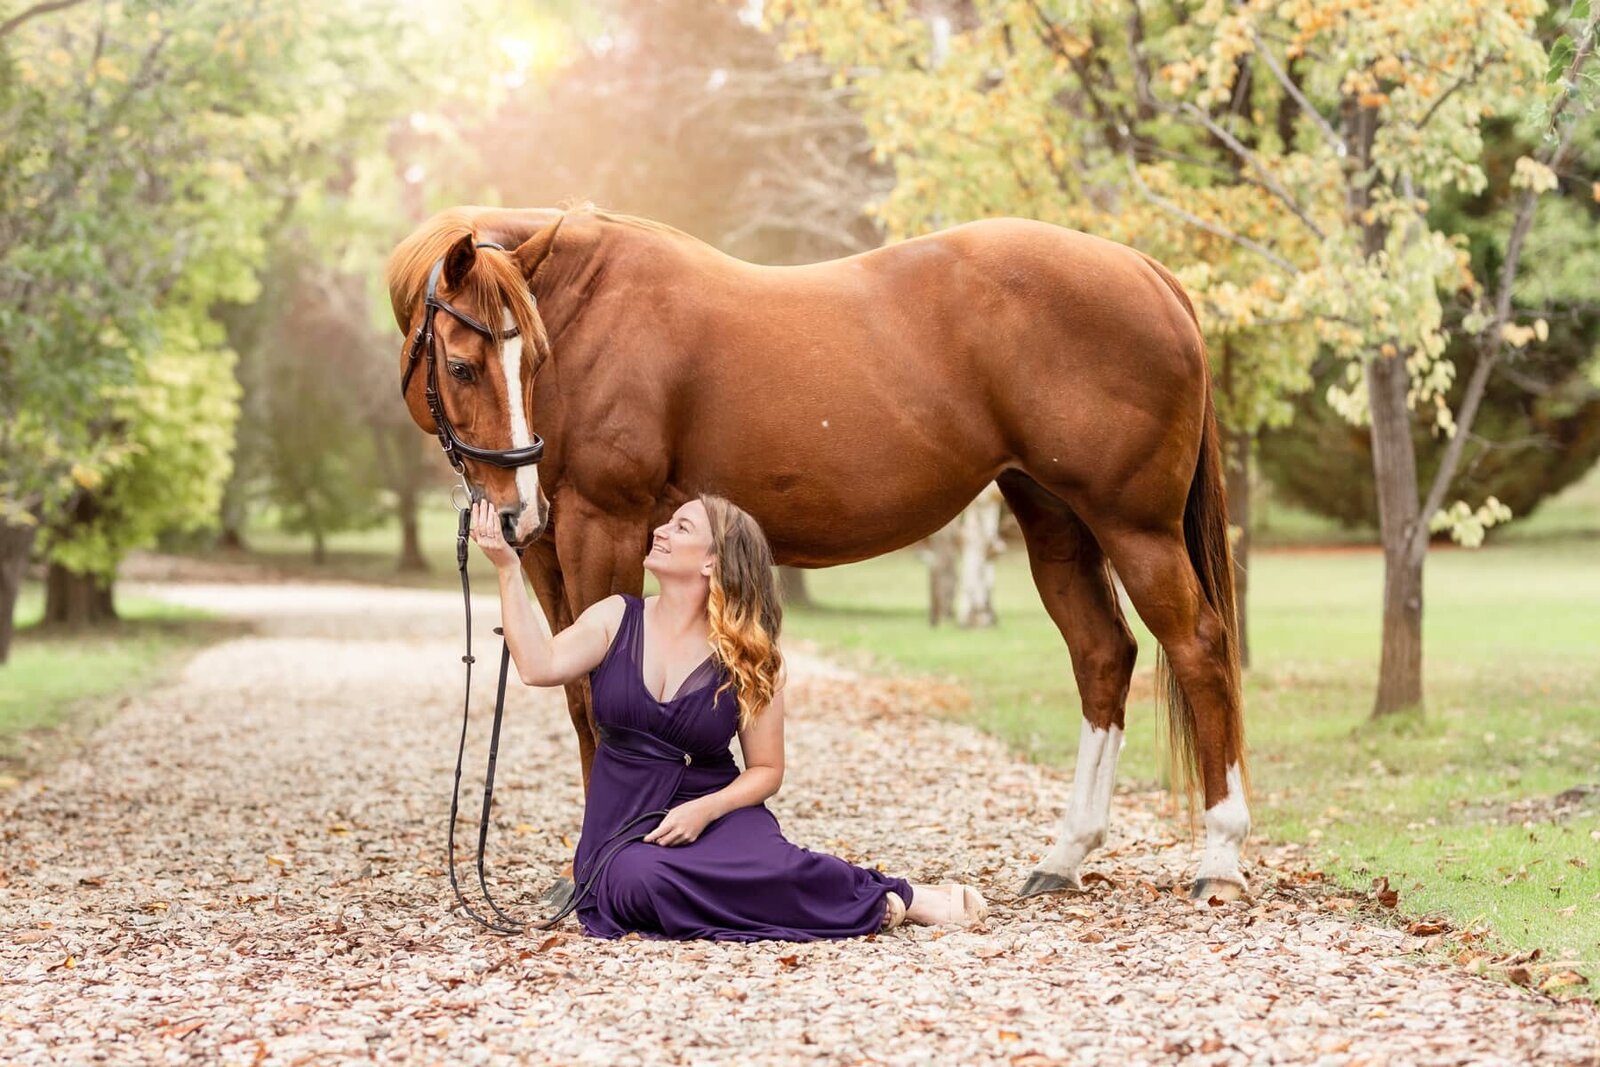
[412,241,668,934]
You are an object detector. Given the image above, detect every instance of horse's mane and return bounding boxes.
[384,204,703,340]
[382,207,541,355]
[580,206,700,244]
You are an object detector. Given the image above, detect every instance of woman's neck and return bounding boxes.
[650,579,710,639]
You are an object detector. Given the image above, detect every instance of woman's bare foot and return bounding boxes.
[880,891,907,931]
[905,882,987,926]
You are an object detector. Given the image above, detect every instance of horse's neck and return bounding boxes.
[538,216,714,341]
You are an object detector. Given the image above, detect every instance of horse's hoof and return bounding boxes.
[1189,877,1246,903]
[543,875,575,910]
[1015,869,1082,900]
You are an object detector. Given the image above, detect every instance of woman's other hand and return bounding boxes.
[642,799,717,846]
[470,498,520,572]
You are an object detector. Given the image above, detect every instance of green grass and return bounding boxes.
[779,469,1600,991]
[2,586,228,775]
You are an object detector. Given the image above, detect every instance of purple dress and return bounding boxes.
[572,593,914,942]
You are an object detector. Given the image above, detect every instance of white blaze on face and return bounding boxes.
[500,310,540,510]
[1196,762,1250,887]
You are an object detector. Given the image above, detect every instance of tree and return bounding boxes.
[1167,1,1597,715]
[771,0,1598,715]
[767,0,1323,664]
[0,0,299,638]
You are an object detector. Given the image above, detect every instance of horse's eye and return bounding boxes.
[448,362,472,382]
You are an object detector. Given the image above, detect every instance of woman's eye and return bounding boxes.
[448,363,472,381]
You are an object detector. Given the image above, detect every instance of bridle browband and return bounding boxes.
[400,240,545,476]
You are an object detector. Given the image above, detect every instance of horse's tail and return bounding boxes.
[1140,254,1247,822]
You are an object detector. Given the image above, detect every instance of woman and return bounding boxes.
[470,492,988,941]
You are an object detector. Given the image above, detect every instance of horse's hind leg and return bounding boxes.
[997,471,1139,899]
[1090,520,1249,901]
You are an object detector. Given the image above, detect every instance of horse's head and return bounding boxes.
[386,215,561,549]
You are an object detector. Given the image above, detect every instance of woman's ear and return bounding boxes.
[701,554,715,577]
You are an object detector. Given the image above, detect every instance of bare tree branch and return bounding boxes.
[1122,151,1298,272]
[0,0,90,39]
[1176,100,1326,239]
[1249,28,1342,150]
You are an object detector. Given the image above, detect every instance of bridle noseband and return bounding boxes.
[400,241,545,476]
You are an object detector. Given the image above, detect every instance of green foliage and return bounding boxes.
[0,0,313,574]
[0,0,553,580]
[770,0,1599,541]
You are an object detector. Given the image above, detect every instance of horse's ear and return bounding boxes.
[512,218,563,286]
[442,233,476,288]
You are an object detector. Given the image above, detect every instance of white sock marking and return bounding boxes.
[1196,762,1250,886]
[1039,721,1123,884]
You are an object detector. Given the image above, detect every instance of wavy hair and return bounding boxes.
[701,494,785,731]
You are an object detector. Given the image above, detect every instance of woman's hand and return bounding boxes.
[642,799,717,847]
[470,498,520,572]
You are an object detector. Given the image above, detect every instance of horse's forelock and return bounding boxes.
[383,210,547,361]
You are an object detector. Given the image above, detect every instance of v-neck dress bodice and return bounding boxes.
[571,593,913,942]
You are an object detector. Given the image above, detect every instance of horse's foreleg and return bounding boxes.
[998,472,1138,899]
[521,538,595,783]
[520,538,590,905]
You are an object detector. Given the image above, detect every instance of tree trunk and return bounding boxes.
[1224,426,1252,669]
[0,520,38,664]
[1367,352,1425,716]
[396,482,427,573]
[776,566,811,607]
[311,527,327,566]
[43,562,117,627]
[216,473,250,551]
[954,483,1002,628]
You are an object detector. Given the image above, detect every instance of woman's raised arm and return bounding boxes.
[470,498,623,688]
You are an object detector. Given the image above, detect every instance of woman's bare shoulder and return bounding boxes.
[575,593,629,635]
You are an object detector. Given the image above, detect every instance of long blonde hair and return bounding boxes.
[701,494,785,731]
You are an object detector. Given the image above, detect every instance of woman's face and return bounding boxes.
[643,499,715,580]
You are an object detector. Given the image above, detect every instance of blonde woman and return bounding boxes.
[471,492,987,940]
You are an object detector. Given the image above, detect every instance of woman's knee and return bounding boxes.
[606,846,666,908]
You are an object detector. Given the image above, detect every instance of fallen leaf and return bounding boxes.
[1538,970,1590,992]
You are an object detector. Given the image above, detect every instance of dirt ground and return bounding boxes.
[2,574,1596,1065]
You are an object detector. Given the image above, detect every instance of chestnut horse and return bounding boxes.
[385,206,1248,903]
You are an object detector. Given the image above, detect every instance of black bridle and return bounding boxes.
[444,519,668,935]
[418,242,669,934]
[400,242,546,476]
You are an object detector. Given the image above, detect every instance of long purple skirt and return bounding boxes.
[571,594,913,942]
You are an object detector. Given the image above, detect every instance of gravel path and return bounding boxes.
[2,577,1596,1066]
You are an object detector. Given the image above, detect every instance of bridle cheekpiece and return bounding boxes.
[399,240,545,476]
